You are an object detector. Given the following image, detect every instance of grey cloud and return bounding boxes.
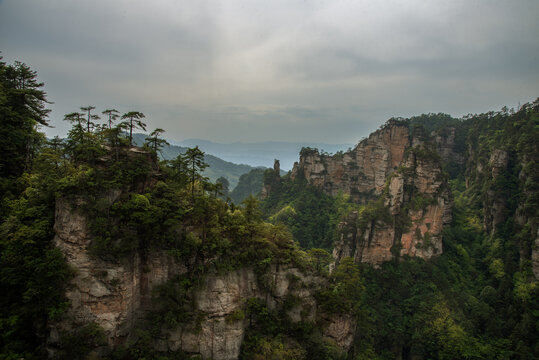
[1,0,538,144]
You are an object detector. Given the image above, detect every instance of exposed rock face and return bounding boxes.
[432,126,465,167]
[318,313,357,349]
[291,121,452,266]
[291,120,410,201]
[49,195,182,351]
[167,266,336,360]
[260,159,281,200]
[332,147,452,267]
[51,197,354,359]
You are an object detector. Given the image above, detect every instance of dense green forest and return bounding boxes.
[259,108,539,359]
[229,168,267,204]
[1,58,538,359]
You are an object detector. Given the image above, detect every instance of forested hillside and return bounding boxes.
[261,107,539,359]
[1,58,537,359]
[132,133,256,189]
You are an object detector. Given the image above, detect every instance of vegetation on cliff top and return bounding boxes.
[260,104,539,359]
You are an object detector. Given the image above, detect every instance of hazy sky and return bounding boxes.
[1,0,538,144]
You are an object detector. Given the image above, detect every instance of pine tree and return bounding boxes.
[121,111,146,145]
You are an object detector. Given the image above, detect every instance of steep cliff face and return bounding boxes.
[432,126,465,167]
[290,121,452,266]
[332,143,452,267]
[463,102,539,280]
[291,120,410,201]
[49,195,183,352]
[50,197,354,359]
[164,266,351,360]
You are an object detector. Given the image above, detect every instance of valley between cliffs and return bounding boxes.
[45,107,539,359]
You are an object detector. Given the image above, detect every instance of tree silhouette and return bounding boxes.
[121,111,146,145]
[63,112,85,144]
[183,146,208,199]
[102,109,120,129]
[63,112,84,126]
[0,59,50,182]
[80,105,99,132]
[145,128,169,155]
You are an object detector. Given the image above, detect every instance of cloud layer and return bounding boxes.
[1,0,538,143]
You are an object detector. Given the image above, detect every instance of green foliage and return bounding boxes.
[411,144,441,163]
[229,168,266,204]
[0,59,75,358]
[0,198,71,356]
[151,275,197,329]
[121,111,146,145]
[54,323,107,360]
[132,133,256,189]
[308,248,332,274]
[240,298,347,360]
[2,57,538,359]
[408,113,461,135]
[299,146,319,157]
[215,176,230,199]
[409,193,438,211]
[262,173,345,250]
[226,309,245,323]
[145,128,169,155]
[0,59,49,208]
[317,257,364,314]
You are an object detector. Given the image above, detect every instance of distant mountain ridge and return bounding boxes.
[174,138,353,170]
[132,133,258,189]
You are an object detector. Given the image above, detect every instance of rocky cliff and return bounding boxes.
[291,120,410,202]
[163,266,353,359]
[48,195,183,353]
[290,121,452,267]
[468,145,539,280]
[49,196,355,359]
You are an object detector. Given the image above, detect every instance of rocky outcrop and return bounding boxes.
[51,197,354,359]
[332,144,452,267]
[260,159,281,200]
[467,138,539,279]
[291,120,410,202]
[49,195,183,352]
[166,266,335,360]
[290,121,452,266]
[432,126,465,167]
[318,313,357,349]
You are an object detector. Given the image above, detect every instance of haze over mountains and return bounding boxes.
[132,134,254,189]
[174,139,353,170]
[135,133,349,188]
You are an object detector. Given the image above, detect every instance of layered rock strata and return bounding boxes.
[291,120,410,202]
[50,197,354,359]
[49,195,183,350]
[290,121,452,266]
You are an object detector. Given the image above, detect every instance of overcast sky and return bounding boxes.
[1,0,538,144]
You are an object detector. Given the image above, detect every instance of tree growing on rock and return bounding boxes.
[121,111,146,146]
[80,105,100,133]
[145,128,169,156]
[183,146,208,199]
[102,109,119,129]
